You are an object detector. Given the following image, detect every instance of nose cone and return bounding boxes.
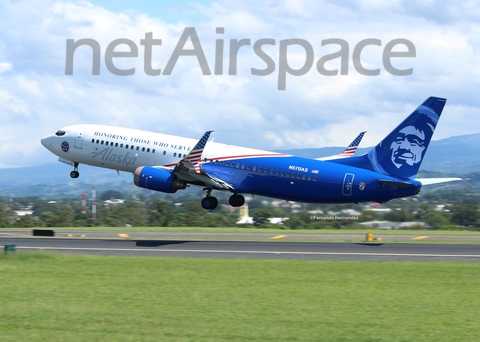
[41,134,53,149]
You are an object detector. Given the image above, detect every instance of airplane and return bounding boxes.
[41,96,460,210]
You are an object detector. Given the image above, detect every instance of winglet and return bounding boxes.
[338,131,367,157]
[183,131,213,173]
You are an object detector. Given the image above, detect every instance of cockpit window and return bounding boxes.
[55,130,65,136]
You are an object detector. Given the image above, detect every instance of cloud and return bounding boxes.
[0,0,479,168]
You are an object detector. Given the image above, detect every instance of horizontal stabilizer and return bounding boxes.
[416,177,462,185]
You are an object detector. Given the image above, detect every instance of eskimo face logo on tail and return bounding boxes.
[390,125,429,168]
[368,103,439,179]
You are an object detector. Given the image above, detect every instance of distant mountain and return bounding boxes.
[1,133,478,197]
[0,163,132,197]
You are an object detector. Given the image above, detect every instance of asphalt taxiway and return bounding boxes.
[2,234,480,261]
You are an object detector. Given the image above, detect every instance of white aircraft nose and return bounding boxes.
[41,135,53,149]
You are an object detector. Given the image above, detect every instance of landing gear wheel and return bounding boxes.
[229,194,245,207]
[70,162,80,178]
[202,196,218,210]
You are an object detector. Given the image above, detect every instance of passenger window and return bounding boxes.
[269,169,274,174]
[241,164,245,169]
[225,161,229,166]
[286,172,290,177]
[96,140,99,144]
[147,148,150,152]
[91,139,94,143]
[152,149,156,153]
[115,143,118,147]
[163,151,166,155]
[236,163,240,168]
[275,170,279,175]
[313,177,317,182]
[110,142,114,146]
[258,167,262,172]
[126,145,129,149]
[302,175,306,180]
[131,145,134,150]
[142,147,145,152]
[120,144,123,148]
[252,166,257,171]
[307,176,311,181]
[247,165,251,170]
[281,171,285,176]
[174,153,177,157]
[136,146,140,151]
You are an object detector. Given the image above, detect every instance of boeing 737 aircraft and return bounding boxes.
[41,97,459,209]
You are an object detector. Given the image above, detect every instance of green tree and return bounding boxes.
[0,204,12,227]
[14,214,36,228]
[451,204,480,229]
[149,200,174,227]
[359,210,381,222]
[384,209,414,222]
[423,212,451,230]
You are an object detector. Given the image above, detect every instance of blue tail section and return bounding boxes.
[331,97,447,179]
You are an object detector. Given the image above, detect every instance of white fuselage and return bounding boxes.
[41,124,281,173]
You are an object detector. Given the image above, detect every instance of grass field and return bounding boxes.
[1,252,480,341]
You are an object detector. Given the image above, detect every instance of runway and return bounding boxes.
[2,235,480,261]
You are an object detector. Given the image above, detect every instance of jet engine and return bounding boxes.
[134,166,187,193]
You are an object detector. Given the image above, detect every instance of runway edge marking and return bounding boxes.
[16,246,480,258]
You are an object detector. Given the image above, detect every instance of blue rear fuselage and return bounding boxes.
[201,155,421,203]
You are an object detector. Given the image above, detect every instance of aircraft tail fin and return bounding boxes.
[366,97,446,179]
[330,97,447,179]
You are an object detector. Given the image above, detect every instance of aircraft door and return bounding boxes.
[74,128,85,149]
[342,173,355,196]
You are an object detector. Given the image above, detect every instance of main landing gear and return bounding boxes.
[201,188,218,210]
[229,194,245,207]
[70,162,79,178]
[202,189,245,210]
[200,190,245,210]
[201,196,218,210]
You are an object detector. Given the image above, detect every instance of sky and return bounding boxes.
[0,0,479,168]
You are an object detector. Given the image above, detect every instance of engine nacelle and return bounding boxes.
[134,166,187,193]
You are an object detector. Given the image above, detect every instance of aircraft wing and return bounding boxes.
[162,131,235,191]
[415,178,462,185]
[318,131,367,161]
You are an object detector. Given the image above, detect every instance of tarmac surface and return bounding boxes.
[2,230,480,261]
